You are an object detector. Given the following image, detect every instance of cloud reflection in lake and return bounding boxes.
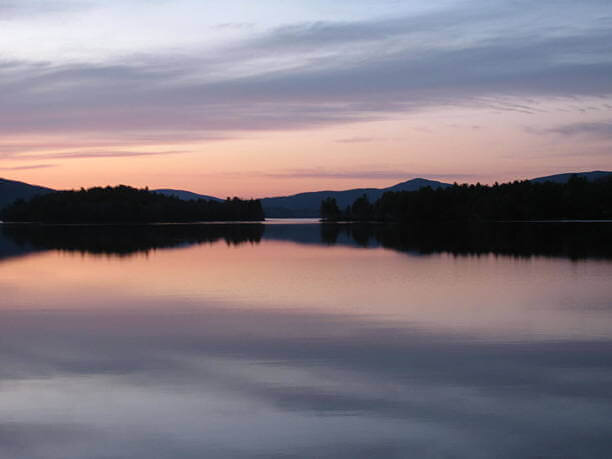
[1,222,611,458]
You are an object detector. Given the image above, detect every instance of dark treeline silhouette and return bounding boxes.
[320,222,612,260]
[321,175,612,222]
[1,223,264,258]
[1,186,264,223]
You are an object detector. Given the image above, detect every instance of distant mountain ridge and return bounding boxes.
[2,171,610,218]
[153,189,223,202]
[261,178,451,217]
[529,170,611,184]
[260,172,612,217]
[0,178,53,210]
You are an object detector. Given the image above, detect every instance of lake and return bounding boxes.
[1,221,612,458]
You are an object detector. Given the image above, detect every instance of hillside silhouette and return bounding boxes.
[321,175,612,222]
[262,178,450,217]
[2,171,610,218]
[530,170,612,184]
[262,172,611,217]
[153,189,224,202]
[1,186,264,223]
[0,178,53,209]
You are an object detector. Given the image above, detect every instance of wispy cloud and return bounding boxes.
[0,132,229,158]
[335,137,378,143]
[0,164,57,170]
[0,1,610,140]
[213,22,255,30]
[13,150,190,160]
[0,0,87,17]
[548,121,612,140]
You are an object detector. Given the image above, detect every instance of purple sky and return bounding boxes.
[1,0,611,196]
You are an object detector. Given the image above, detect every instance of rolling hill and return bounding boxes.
[3,171,610,218]
[261,178,451,217]
[530,170,611,183]
[0,178,54,210]
[153,189,223,202]
[260,172,612,217]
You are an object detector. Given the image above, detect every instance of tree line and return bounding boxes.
[1,186,265,223]
[321,175,612,222]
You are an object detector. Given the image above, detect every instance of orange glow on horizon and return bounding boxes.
[3,103,611,198]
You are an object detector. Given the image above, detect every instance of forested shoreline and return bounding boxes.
[1,186,264,223]
[321,175,612,222]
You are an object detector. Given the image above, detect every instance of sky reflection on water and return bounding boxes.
[1,223,611,458]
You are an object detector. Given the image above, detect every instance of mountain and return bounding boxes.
[4,171,610,219]
[530,170,612,183]
[0,178,54,210]
[153,189,223,202]
[261,178,451,217]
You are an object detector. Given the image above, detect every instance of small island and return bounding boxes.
[1,185,265,223]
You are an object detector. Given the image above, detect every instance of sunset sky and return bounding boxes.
[1,0,611,198]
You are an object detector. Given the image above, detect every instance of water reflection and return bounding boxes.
[1,223,264,259]
[320,222,612,259]
[2,307,612,458]
[2,220,612,260]
[1,222,612,458]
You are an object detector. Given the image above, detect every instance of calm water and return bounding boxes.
[1,221,612,458]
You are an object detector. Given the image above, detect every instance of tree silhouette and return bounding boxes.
[1,186,265,223]
[323,175,612,222]
[349,194,372,221]
[320,197,341,221]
